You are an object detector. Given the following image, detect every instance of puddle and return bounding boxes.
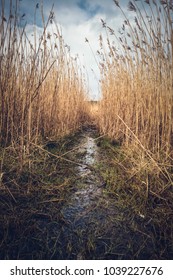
[79,137,97,165]
[77,136,98,177]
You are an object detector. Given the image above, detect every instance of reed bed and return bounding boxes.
[0,0,87,170]
[97,0,173,193]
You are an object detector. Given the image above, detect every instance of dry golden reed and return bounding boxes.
[0,0,87,163]
[98,0,173,159]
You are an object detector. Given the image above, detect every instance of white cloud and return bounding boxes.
[51,3,125,99]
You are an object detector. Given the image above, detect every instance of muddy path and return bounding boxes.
[0,126,172,260]
[36,126,163,260]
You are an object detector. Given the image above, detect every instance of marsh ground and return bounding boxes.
[0,125,173,260]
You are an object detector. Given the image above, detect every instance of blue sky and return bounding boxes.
[1,0,164,99]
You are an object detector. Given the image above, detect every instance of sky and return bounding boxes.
[2,0,131,100]
[2,0,165,100]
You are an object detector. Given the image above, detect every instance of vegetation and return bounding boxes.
[0,0,173,260]
[0,0,88,173]
[94,136,173,260]
[96,0,173,195]
[0,1,89,259]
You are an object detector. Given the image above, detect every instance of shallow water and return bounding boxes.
[79,136,97,166]
[62,133,103,221]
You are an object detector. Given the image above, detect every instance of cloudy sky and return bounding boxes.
[2,0,159,99]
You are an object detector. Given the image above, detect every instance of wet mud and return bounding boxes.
[47,127,167,260]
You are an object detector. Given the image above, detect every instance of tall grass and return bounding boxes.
[97,0,173,192]
[98,0,173,154]
[0,0,87,168]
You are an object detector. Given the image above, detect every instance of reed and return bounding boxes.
[98,1,173,152]
[0,0,87,169]
[97,0,173,192]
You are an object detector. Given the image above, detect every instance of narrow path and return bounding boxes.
[57,127,155,259]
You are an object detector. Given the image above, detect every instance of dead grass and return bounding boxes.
[86,101,99,123]
[0,0,88,173]
[94,135,173,259]
[96,0,173,194]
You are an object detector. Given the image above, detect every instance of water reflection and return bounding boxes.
[78,136,97,175]
[62,135,102,221]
